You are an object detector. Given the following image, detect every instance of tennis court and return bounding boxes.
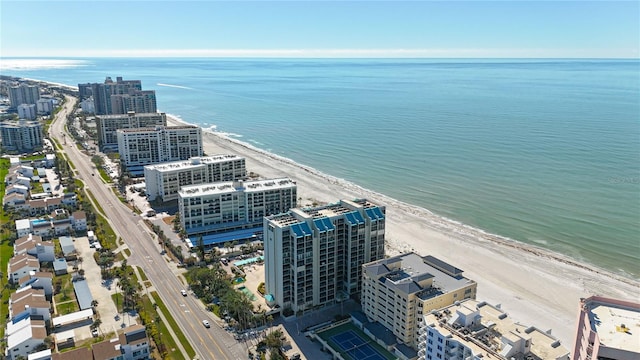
[330,330,387,360]
[316,322,396,360]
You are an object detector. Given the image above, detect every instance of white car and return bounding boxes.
[180,290,187,296]
[202,320,210,328]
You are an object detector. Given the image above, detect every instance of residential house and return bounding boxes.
[52,218,72,236]
[18,271,54,298]
[70,211,87,231]
[61,193,77,207]
[6,184,29,196]
[5,318,47,360]
[10,288,52,323]
[92,338,124,360]
[8,254,40,284]
[15,220,32,238]
[3,192,27,209]
[119,324,150,360]
[14,235,54,262]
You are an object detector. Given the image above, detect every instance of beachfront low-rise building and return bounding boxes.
[362,252,477,348]
[571,296,639,360]
[179,178,297,245]
[264,199,386,313]
[117,125,203,175]
[144,155,246,202]
[419,299,570,360]
[96,111,166,152]
[0,119,43,152]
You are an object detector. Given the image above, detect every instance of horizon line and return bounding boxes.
[1,48,638,59]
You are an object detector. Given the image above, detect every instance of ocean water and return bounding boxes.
[2,58,639,279]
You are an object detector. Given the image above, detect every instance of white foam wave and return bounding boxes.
[0,59,88,71]
[156,83,193,90]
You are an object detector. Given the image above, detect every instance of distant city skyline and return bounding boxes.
[1,1,638,58]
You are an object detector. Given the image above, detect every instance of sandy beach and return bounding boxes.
[166,115,638,345]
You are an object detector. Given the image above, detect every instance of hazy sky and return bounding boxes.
[1,1,638,58]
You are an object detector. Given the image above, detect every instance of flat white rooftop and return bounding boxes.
[589,301,640,354]
[145,155,243,172]
[180,178,295,197]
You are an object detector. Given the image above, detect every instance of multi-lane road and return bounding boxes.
[50,96,246,359]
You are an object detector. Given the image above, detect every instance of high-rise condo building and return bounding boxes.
[17,104,37,120]
[96,112,166,151]
[179,178,297,244]
[117,125,203,175]
[8,84,40,108]
[264,199,386,313]
[571,296,639,360]
[110,90,157,114]
[362,253,477,348]
[419,299,569,360]
[144,155,246,202]
[0,120,43,152]
[36,98,54,115]
[81,76,156,115]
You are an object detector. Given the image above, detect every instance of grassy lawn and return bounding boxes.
[52,138,63,150]
[0,159,13,340]
[19,154,46,162]
[31,181,44,193]
[136,266,148,282]
[56,300,80,315]
[98,168,111,182]
[148,291,195,359]
[111,293,124,313]
[86,189,106,215]
[53,273,77,306]
[123,248,131,257]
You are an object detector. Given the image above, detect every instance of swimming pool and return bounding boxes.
[233,255,264,267]
[237,286,257,301]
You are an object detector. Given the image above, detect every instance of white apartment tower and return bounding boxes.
[36,98,54,115]
[179,178,297,238]
[0,120,43,152]
[361,253,477,348]
[17,104,37,120]
[117,125,203,175]
[264,199,386,313]
[419,299,569,360]
[144,155,246,202]
[96,112,166,151]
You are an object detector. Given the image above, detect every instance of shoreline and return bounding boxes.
[167,113,636,287]
[22,77,640,345]
[164,112,638,345]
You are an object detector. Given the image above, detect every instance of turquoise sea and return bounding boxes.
[1,58,639,279]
